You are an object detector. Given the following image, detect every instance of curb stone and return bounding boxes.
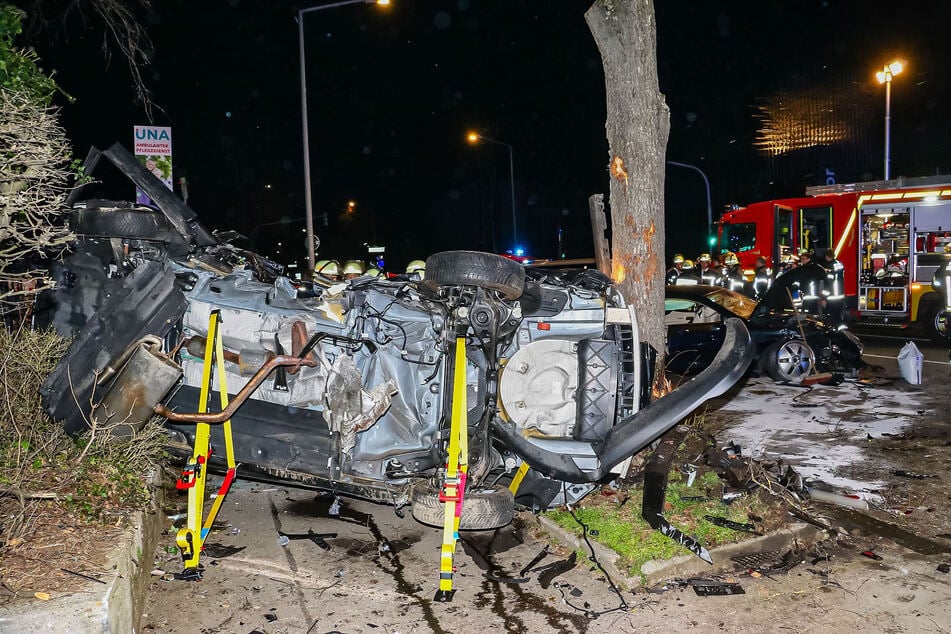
[0,476,165,633]
[537,514,828,588]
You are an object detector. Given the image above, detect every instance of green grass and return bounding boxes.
[546,469,775,582]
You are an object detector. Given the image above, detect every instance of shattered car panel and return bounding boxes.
[40,144,755,520]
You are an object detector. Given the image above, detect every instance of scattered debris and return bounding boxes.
[537,551,577,589]
[861,550,884,561]
[277,529,337,550]
[704,515,762,535]
[937,563,949,574]
[264,613,278,622]
[328,497,341,516]
[34,592,50,601]
[807,488,869,510]
[60,568,107,585]
[679,464,698,487]
[643,428,711,563]
[893,469,938,479]
[731,549,803,575]
[519,546,549,577]
[692,582,745,596]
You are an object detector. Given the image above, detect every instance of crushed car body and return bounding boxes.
[39,143,754,527]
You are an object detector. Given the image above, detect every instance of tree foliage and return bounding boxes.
[0,4,73,315]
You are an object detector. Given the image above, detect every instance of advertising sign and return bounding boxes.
[133,125,173,205]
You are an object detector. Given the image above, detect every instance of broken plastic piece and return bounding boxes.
[537,551,577,589]
[937,563,950,574]
[807,488,869,510]
[704,515,762,535]
[693,582,745,596]
[520,546,549,577]
[861,550,883,561]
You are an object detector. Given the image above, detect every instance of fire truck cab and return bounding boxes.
[718,176,951,342]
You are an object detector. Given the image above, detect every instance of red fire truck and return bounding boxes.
[717,175,951,341]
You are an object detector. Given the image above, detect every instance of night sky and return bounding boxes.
[25,0,951,271]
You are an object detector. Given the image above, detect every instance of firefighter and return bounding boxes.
[752,256,771,300]
[315,259,341,281]
[406,259,426,280]
[675,259,700,285]
[796,250,825,315]
[720,252,747,294]
[697,253,717,285]
[666,253,685,285]
[342,260,365,280]
[364,266,383,278]
[821,248,846,326]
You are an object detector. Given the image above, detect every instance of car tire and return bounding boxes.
[764,339,815,383]
[921,298,949,345]
[410,483,515,530]
[70,207,175,241]
[425,250,525,300]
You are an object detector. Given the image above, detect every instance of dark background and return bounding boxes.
[23,0,951,272]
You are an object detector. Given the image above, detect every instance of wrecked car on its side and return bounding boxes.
[38,143,754,529]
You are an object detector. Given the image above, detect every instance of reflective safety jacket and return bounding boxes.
[752,266,771,300]
[821,258,846,301]
[699,266,718,286]
[720,266,747,294]
[666,266,681,286]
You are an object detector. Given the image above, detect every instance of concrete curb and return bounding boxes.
[537,514,829,588]
[0,479,165,633]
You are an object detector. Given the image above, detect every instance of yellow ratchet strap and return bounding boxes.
[434,335,468,602]
[175,310,237,580]
[508,461,530,495]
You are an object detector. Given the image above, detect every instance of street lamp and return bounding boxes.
[875,59,905,181]
[666,160,712,241]
[466,131,518,247]
[298,0,390,274]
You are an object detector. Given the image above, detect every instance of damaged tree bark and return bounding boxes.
[585,0,670,389]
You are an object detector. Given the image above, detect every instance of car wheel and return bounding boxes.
[764,339,815,383]
[425,250,525,300]
[410,483,515,530]
[922,299,949,345]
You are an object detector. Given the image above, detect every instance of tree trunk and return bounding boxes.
[585,0,669,391]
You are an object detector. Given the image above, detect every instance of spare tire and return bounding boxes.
[70,207,175,240]
[411,483,514,530]
[425,250,525,300]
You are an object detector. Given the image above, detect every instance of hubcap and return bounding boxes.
[775,340,814,380]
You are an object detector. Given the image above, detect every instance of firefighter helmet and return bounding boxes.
[682,259,695,270]
[316,260,340,277]
[364,266,382,278]
[406,259,426,279]
[723,252,739,266]
[342,260,365,277]
[672,253,684,265]
[698,253,711,263]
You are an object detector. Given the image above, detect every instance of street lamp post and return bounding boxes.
[876,60,905,181]
[467,132,518,247]
[666,160,712,240]
[298,0,389,274]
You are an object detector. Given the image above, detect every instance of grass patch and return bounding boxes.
[546,469,783,583]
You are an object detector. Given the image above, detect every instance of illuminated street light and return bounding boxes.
[298,0,390,274]
[466,131,518,246]
[875,59,905,180]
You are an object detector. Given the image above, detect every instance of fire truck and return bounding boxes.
[717,175,951,342]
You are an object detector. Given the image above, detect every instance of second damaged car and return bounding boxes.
[40,143,754,529]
